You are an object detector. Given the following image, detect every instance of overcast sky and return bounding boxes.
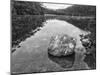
[42,3,72,10]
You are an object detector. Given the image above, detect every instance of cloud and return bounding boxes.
[42,3,72,10]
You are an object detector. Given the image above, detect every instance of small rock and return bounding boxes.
[48,34,76,56]
[11,49,16,53]
[80,33,95,54]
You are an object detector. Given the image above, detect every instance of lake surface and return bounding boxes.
[11,16,94,74]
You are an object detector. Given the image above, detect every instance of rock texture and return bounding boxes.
[80,34,94,54]
[48,34,76,56]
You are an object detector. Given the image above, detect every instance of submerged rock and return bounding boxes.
[48,34,76,56]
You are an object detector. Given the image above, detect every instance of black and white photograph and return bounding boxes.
[11,0,96,74]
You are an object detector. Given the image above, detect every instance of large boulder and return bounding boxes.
[48,34,76,56]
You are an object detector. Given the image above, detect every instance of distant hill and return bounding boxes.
[58,5,96,16]
[42,5,96,17]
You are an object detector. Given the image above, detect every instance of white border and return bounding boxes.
[0,0,99,75]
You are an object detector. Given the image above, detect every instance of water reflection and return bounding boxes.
[12,15,95,73]
[48,53,75,68]
[84,54,96,69]
[12,15,45,52]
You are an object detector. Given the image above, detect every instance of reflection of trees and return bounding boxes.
[48,53,75,68]
[12,15,45,47]
[84,54,96,69]
[11,0,46,47]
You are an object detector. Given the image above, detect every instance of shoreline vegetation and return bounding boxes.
[11,0,96,59]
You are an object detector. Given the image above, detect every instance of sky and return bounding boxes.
[42,3,72,10]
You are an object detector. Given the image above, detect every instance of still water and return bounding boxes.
[11,16,93,73]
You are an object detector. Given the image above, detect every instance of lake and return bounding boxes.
[11,15,95,74]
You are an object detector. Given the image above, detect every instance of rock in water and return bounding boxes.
[48,34,76,56]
